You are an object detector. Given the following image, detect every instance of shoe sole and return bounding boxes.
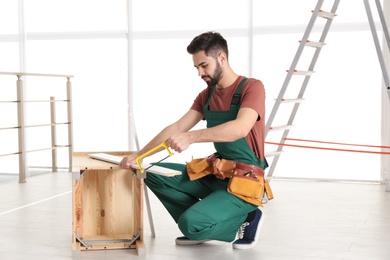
[175,239,210,245]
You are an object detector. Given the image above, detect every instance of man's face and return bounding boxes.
[192,50,223,87]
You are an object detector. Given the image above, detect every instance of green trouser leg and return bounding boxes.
[144,162,257,242]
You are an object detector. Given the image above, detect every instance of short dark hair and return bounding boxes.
[187,31,229,59]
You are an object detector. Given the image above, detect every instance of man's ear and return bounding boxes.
[219,52,228,63]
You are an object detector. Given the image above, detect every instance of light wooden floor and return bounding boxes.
[0,171,389,260]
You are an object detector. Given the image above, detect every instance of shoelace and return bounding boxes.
[237,222,249,239]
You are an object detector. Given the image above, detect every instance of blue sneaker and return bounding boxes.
[232,208,264,250]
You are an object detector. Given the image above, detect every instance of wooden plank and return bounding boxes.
[73,174,84,238]
[136,178,143,242]
[73,151,133,157]
[72,151,133,171]
[87,152,182,177]
[132,163,182,176]
[136,240,146,256]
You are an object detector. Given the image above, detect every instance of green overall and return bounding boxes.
[144,78,268,242]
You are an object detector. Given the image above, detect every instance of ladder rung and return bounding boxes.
[300,40,325,48]
[315,10,336,20]
[269,125,294,131]
[265,150,283,157]
[280,98,304,103]
[286,70,314,76]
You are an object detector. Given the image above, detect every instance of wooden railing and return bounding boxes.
[0,72,74,183]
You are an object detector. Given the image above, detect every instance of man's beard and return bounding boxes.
[203,62,222,87]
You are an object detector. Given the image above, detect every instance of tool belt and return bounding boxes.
[186,154,274,207]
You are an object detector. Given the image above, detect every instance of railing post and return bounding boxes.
[67,77,74,171]
[16,75,26,183]
[50,96,58,172]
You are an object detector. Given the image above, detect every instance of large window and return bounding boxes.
[0,0,385,181]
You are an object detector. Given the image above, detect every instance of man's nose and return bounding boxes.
[198,68,205,77]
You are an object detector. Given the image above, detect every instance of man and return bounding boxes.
[120,31,268,250]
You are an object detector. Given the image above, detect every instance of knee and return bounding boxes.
[177,211,194,238]
[177,209,209,240]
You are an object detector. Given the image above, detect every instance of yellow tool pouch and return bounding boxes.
[186,158,214,181]
[264,181,274,200]
[227,171,265,207]
[227,164,274,207]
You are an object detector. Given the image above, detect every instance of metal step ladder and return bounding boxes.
[264,0,340,179]
[264,0,390,181]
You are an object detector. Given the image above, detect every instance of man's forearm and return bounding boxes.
[136,124,180,157]
[188,120,247,144]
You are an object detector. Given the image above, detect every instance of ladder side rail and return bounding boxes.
[265,0,324,137]
[364,0,390,96]
[374,0,390,100]
[375,0,390,54]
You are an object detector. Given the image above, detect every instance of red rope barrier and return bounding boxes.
[284,138,390,149]
[265,140,390,155]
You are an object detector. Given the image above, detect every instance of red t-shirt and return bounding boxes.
[190,76,266,161]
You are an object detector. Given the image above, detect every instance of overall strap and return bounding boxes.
[205,86,216,110]
[230,77,248,110]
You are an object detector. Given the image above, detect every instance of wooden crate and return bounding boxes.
[72,151,145,255]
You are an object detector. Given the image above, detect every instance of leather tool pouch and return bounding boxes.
[264,181,274,200]
[213,158,236,180]
[227,169,265,206]
[186,158,214,181]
